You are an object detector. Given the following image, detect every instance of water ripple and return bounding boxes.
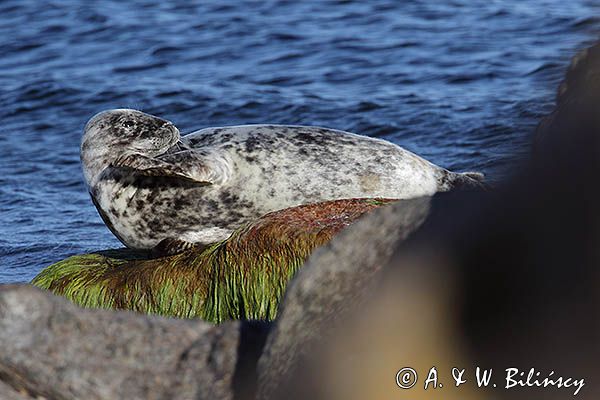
[0,0,598,282]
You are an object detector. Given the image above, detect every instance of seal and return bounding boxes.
[81,109,485,254]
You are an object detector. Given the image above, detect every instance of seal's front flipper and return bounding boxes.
[151,238,208,257]
[111,153,212,185]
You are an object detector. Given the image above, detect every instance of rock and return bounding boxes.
[256,196,432,398]
[32,198,394,322]
[0,284,244,400]
[534,41,600,155]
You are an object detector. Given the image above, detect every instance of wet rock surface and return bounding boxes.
[32,198,395,322]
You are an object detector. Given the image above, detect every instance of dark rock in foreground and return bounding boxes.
[256,196,431,398]
[0,285,241,400]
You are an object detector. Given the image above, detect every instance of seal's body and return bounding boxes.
[82,109,484,251]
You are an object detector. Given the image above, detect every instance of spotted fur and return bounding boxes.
[81,109,484,251]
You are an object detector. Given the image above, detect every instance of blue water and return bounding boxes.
[0,1,598,283]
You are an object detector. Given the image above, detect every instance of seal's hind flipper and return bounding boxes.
[111,152,212,185]
[461,171,485,182]
[452,171,490,191]
[437,169,489,192]
[151,238,207,257]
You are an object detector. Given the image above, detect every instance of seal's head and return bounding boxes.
[81,109,180,185]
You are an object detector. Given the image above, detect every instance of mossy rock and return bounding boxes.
[32,198,394,322]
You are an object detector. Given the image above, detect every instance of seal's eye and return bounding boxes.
[122,120,135,129]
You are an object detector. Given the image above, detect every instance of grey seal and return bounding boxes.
[81,109,485,254]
